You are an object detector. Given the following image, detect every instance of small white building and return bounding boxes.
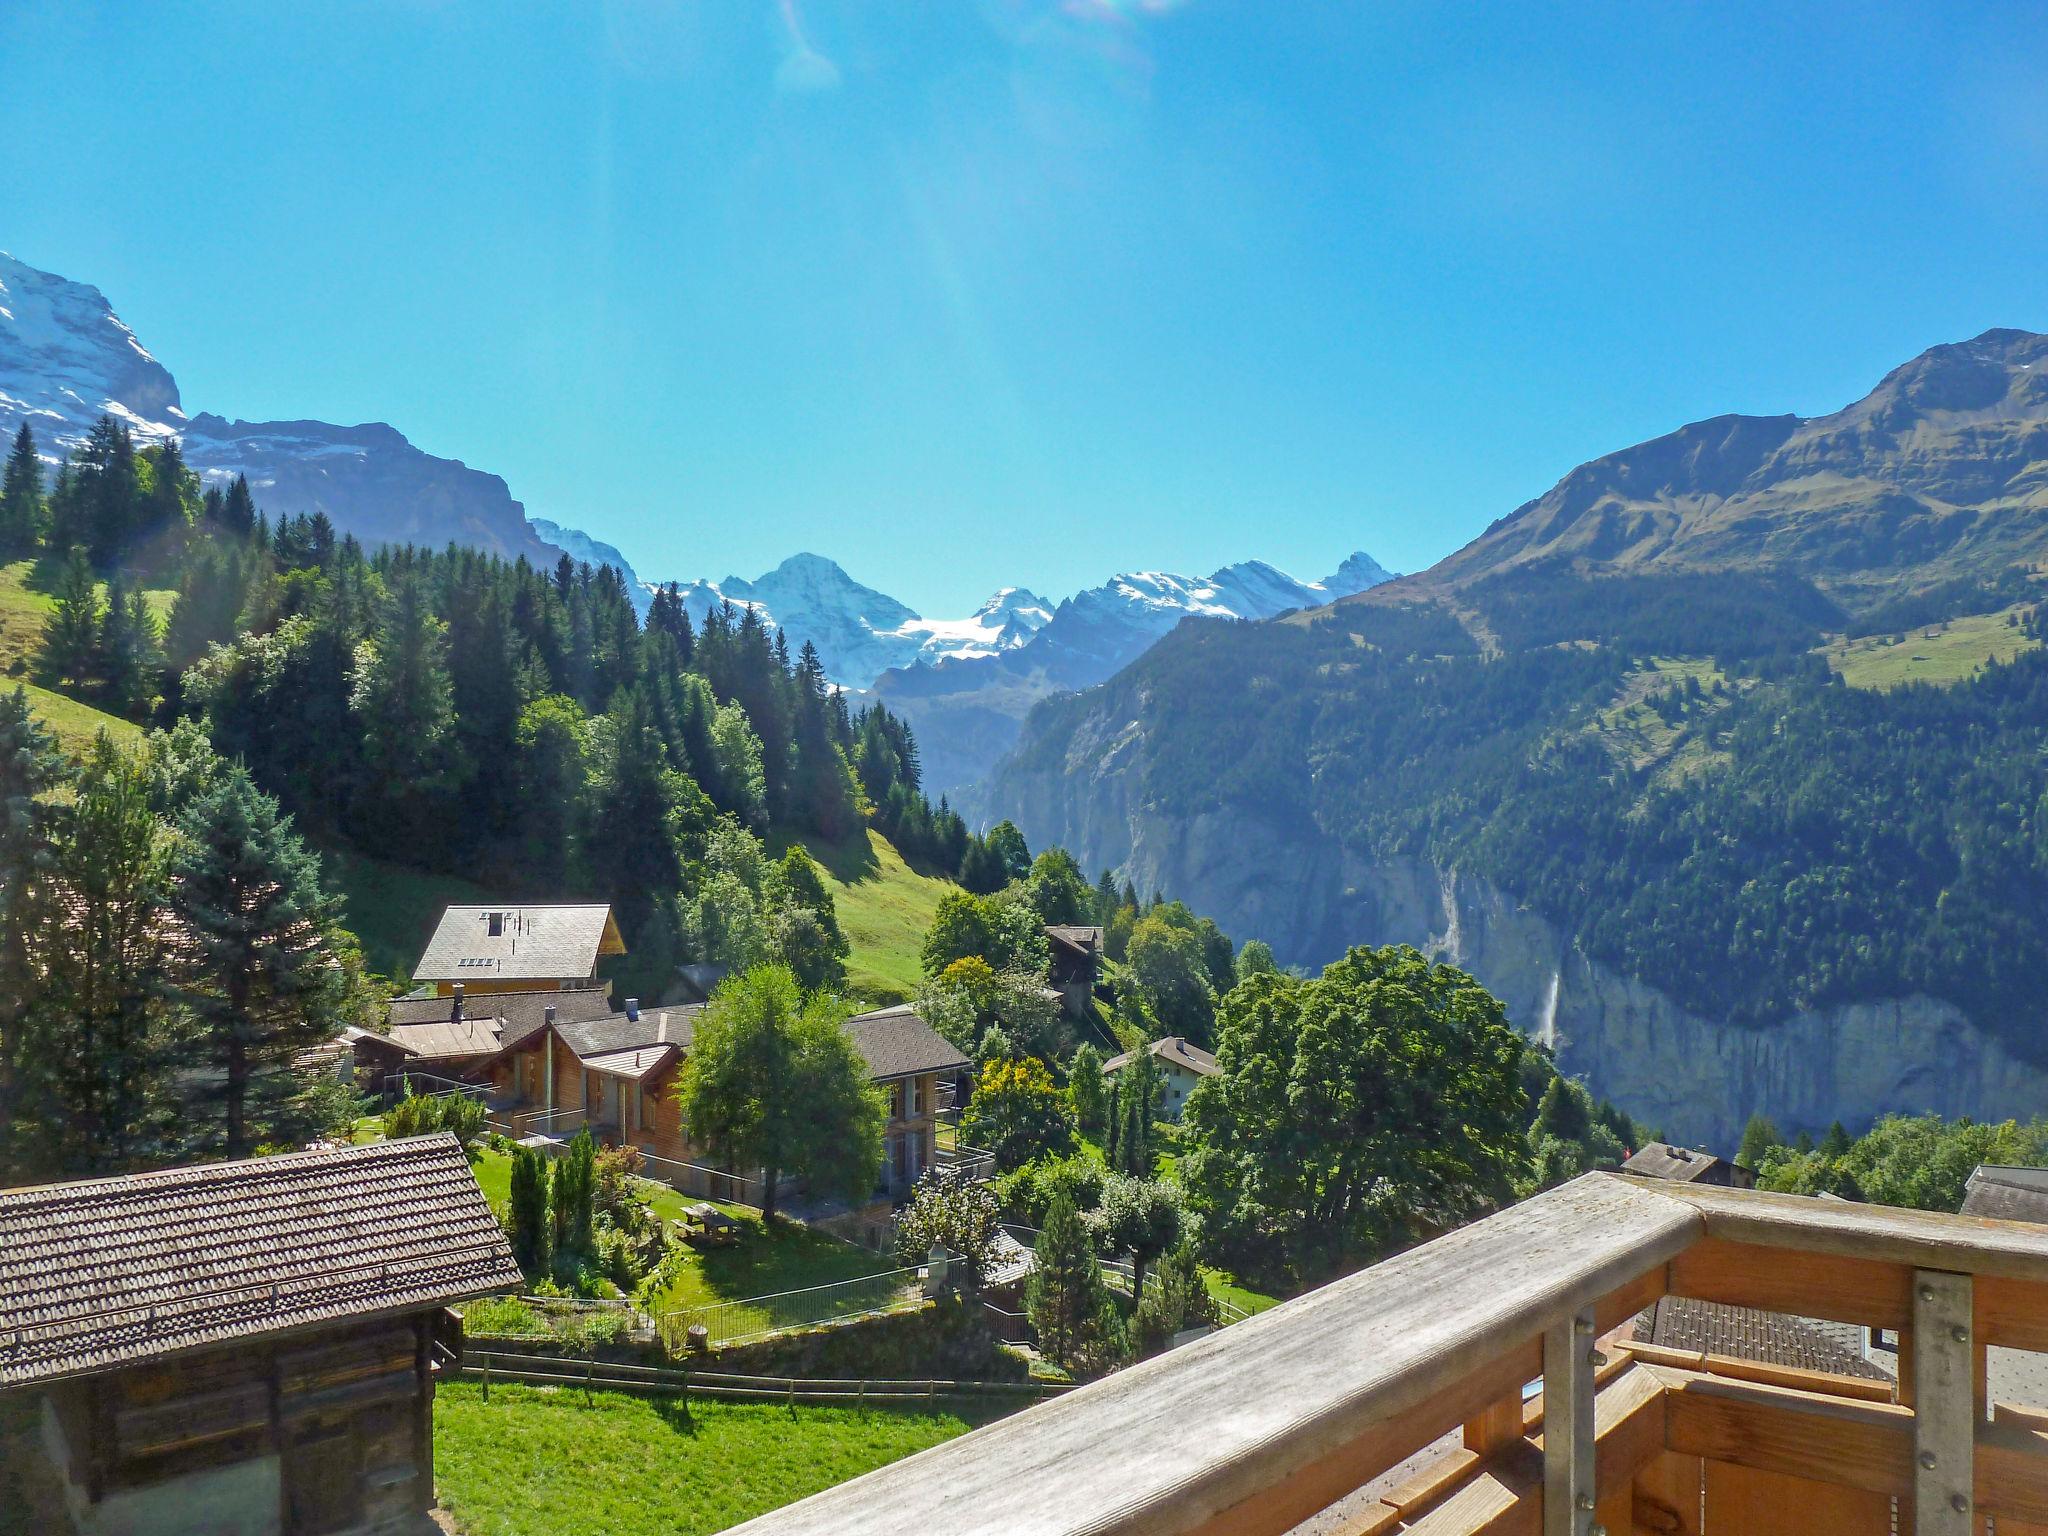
[1101,1035,1219,1121]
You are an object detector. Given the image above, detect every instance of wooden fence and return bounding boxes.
[455,1348,1070,1408]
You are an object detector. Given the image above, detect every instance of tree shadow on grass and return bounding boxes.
[777,829,881,886]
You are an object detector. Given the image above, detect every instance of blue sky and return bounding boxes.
[6,2,2048,614]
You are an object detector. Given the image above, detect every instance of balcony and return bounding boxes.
[721,1171,2048,1536]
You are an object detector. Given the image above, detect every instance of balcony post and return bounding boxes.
[1544,1305,1599,1536]
[1912,1269,1975,1536]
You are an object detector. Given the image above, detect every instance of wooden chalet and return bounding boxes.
[719,1171,2048,1536]
[488,1001,968,1203]
[1045,924,1104,1018]
[0,1135,520,1536]
[1101,1035,1218,1122]
[410,903,624,997]
[348,985,616,1100]
[1620,1141,1757,1189]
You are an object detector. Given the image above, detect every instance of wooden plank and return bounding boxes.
[1976,1419,2048,1526]
[722,1174,1701,1536]
[1466,1397,1527,1458]
[1701,1460,1892,1536]
[1666,1237,1912,1330]
[1615,1175,2048,1284]
[1545,1309,1596,1536]
[1629,1451,1701,1536]
[1619,1340,1897,1403]
[1976,1273,2048,1353]
[1912,1269,1975,1536]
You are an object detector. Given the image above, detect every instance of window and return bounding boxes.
[912,1078,925,1115]
[487,911,505,937]
[891,1083,906,1120]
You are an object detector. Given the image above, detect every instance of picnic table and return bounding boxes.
[680,1203,741,1248]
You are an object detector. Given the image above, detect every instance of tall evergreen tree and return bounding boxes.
[508,1144,551,1272]
[0,423,44,556]
[35,546,102,692]
[167,766,356,1158]
[219,474,257,536]
[350,568,463,853]
[1024,1191,1121,1372]
[97,579,163,719]
[0,690,65,1178]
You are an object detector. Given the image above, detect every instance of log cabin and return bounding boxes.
[0,1135,521,1536]
[716,1171,2048,1536]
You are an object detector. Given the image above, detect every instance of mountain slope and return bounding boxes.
[0,251,572,568]
[881,552,1394,799]
[980,331,2048,1146]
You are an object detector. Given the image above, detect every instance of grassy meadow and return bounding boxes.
[0,559,145,755]
[1822,605,2040,690]
[785,828,953,1005]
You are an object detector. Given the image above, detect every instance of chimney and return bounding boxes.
[657,1012,668,1043]
[544,1004,557,1030]
[451,983,464,1023]
[626,997,641,1022]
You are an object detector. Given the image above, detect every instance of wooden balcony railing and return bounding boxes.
[723,1171,2048,1536]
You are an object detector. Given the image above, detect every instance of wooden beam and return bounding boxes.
[1466,1397,1526,1459]
[1665,1237,1910,1331]
[1913,1269,1975,1535]
[1976,1273,2048,1352]
[1617,1340,1896,1404]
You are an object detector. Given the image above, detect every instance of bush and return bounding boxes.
[997,1153,1104,1225]
[382,1082,487,1149]
[463,1296,549,1338]
[894,1168,1001,1285]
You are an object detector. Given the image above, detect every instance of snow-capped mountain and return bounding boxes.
[662,553,1053,687]
[0,250,570,568]
[876,552,1396,798]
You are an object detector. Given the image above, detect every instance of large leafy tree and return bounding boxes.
[1120,916,1218,1045]
[167,765,360,1157]
[894,1166,1002,1286]
[961,1055,1076,1173]
[1182,945,1528,1285]
[675,964,884,1221]
[1095,1173,1184,1299]
[920,890,1051,978]
[1023,848,1094,925]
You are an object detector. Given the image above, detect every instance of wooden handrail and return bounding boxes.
[722,1172,2048,1536]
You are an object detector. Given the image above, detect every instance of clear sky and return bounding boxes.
[6,2,2047,614]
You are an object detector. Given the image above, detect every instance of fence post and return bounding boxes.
[786,1378,796,1420]
[584,1356,595,1407]
[858,1379,866,1409]
[480,1352,489,1403]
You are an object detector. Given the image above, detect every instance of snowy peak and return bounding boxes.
[0,251,185,454]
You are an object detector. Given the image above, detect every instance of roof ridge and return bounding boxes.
[0,1132,458,1209]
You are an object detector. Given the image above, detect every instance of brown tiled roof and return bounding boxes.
[844,1006,970,1082]
[1637,1296,1892,1382]
[388,987,614,1050]
[0,1135,521,1389]
[1102,1035,1219,1078]
[380,1016,503,1059]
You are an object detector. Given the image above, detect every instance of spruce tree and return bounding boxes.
[1736,1113,1783,1172]
[0,690,65,1179]
[168,766,354,1157]
[219,475,257,535]
[0,423,43,556]
[97,580,163,718]
[1025,1191,1119,1372]
[1069,1043,1108,1138]
[351,568,462,853]
[509,1145,551,1272]
[35,547,102,692]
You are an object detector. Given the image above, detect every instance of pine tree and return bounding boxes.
[1110,1046,1162,1176]
[168,766,355,1158]
[1093,869,1121,924]
[552,1126,598,1261]
[217,474,257,535]
[35,547,103,692]
[509,1145,551,1272]
[0,423,44,556]
[351,568,463,854]
[0,690,65,1178]
[1025,1191,1120,1372]
[96,580,163,718]
[1534,1076,1591,1144]
[1736,1113,1783,1171]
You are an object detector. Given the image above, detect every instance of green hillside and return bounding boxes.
[1823,605,2040,690]
[0,560,144,754]
[315,845,495,985]
[784,828,953,1005]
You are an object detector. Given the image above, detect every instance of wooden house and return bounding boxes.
[0,1134,520,1536]
[1621,1140,1757,1189]
[1101,1035,1218,1122]
[488,1001,967,1204]
[718,1171,2048,1536]
[348,985,616,1100]
[1044,924,1104,1018]
[410,903,624,998]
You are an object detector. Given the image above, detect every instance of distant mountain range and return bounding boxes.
[0,250,1389,722]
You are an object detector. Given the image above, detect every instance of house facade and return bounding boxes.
[0,1135,520,1536]
[488,1002,968,1205]
[1101,1034,1219,1121]
[1044,925,1103,1018]
[411,903,625,998]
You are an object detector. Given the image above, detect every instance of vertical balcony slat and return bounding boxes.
[1911,1269,1975,1536]
[1543,1306,1597,1536]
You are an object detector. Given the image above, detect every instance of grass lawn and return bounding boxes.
[0,559,144,756]
[780,828,954,1006]
[1821,605,2040,690]
[1203,1268,1284,1318]
[434,1381,1005,1536]
[316,843,493,983]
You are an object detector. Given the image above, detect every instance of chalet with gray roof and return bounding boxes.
[1620,1141,1755,1189]
[490,1001,966,1203]
[0,1135,518,1536]
[412,903,624,997]
[1102,1034,1218,1121]
[1045,924,1104,1017]
[349,985,616,1098]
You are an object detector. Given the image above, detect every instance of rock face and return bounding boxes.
[0,251,185,451]
[997,760,2048,1147]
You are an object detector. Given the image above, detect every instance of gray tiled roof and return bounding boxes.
[414,904,619,983]
[0,1135,521,1388]
[1621,1143,1736,1183]
[1103,1035,1219,1078]
[555,1008,699,1060]
[1637,1296,1892,1382]
[1046,925,1103,952]
[844,1006,970,1082]
[389,987,614,1050]
[1961,1166,2048,1224]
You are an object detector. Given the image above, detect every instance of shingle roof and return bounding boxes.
[1102,1036,1219,1078]
[1636,1296,1892,1383]
[844,1006,970,1082]
[0,1135,520,1389]
[1960,1165,2048,1225]
[1046,925,1103,953]
[555,1008,699,1061]
[377,1016,503,1059]
[582,1045,679,1080]
[1621,1142,1734,1183]
[388,987,615,1050]
[413,904,624,983]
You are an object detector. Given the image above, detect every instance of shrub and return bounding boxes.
[462,1296,548,1338]
[894,1167,1001,1286]
[381,1083,486,1150]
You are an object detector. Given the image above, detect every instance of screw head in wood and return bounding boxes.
[1577,1494,1595,1512]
